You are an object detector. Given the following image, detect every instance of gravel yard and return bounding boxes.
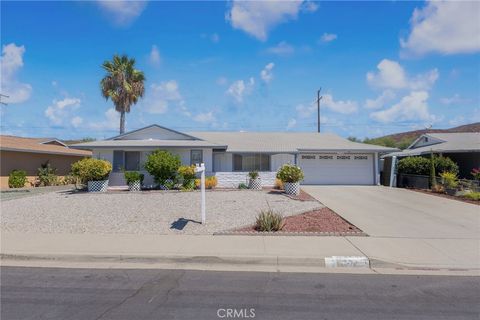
[1,189,321,235]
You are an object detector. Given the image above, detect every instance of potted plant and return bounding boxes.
[124,171,144,191]
[440,171,458,196]
[71,158,112,192]
[276,164,304,195]
[248,170,262,190]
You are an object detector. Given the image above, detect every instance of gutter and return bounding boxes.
[0,147,91,157]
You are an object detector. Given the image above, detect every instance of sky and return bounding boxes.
[1,0,479,140]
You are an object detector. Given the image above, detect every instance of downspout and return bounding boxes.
[389,156,397,187]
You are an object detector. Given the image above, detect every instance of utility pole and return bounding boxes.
[316,88,322,133]
[0,94,9,106]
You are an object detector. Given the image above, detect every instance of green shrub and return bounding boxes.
[462,192,480,201]
[248,170,259,180]
[124,171,144,184]
[71,158,112,183]
[178,165,196,190]
[471,168,480,181]
[440,171,458,189]
[255,209,284,232]
[62,174,78,185]
[37,161,58,186]
[238,182,248,189]
[397,156,459,176]
[276,164,304,183]
[144,150,181,184]
[8,170,27,188]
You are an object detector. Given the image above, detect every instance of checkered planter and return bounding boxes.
[128,181,141,191]
[87,180,109,192]
[284,182,300,195]
[248,178,262,190]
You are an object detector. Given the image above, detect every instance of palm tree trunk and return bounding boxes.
[120,110,125,134]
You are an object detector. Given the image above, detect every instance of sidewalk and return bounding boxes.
[1,232,479,275]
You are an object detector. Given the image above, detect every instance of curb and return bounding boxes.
[0,253,371,269]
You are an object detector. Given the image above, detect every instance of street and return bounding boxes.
[1,267,479,320]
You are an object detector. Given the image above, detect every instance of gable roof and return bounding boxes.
[0,135,92,156]
[107,124,201,141]
[188,131,398,153]
[384,132,480,157]
[71,125,398,153]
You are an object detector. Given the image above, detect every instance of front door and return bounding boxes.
[112,151,124,172]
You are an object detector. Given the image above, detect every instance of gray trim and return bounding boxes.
[106,124,203,141]
[0,147,89,157]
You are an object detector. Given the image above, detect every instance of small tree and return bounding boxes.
[144,150,181,184]
[38,161,58,186]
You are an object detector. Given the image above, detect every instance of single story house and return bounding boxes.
[72,124,397,187]
[382,132,480,184]
[0,135,92,188]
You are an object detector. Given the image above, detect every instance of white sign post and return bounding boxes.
[195,163,206,224]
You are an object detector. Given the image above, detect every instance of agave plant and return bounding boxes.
[255,209,284,232]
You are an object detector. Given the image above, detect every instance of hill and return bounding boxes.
[354,122,480,150]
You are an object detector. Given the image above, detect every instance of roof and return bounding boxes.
[0,135,92,156]
[72,139,226,149]
[71,125,398,153]
[384,132,480,157]
[187,131,398,153]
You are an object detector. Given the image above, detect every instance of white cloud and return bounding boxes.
[366,59,438,90]
[226,1,315,41]
[71,116,83,128]
[370,91,434,123]
[400,1,480,56]
[439,93,470,106]
[286,118,297,129]
[193,111,215,123]
[319,32,337,43]
[266,41,295,56]
[144,80,183,114]
[0,43,32,104]
[149,45,161,66]
[44,98,81,125]
[364,90,396,110]
[296,103,315,118]
[226,77,255,103]
[97,0,147,26]
[89,108,121,131]
[260,62,275,83]
[322,94,358,114]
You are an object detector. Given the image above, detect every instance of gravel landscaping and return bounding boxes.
[1,189,321,235]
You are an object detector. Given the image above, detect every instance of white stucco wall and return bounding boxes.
[215,171,277,188]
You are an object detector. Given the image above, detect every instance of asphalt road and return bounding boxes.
[1,267,479,320]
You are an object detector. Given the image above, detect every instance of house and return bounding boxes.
[0,135,92,188]
[382,132,480,184]
[72,124,398,187]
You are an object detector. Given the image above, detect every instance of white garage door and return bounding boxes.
[299,153,374,185]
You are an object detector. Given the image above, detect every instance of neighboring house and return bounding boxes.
[382,132,480,183]
[72,124,397,187]
[0,135,92,188]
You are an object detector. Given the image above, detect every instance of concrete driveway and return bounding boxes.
[302,186,479,239]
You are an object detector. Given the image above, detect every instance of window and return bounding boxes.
[318,155,334,160]
[354,155,368,160]
[233,154,270,171]
[191,150,203,165]
[337,155,351,160]
[301,155,316,160]
[125,151,140,170]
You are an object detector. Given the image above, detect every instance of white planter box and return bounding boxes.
[87,180,109,192]
[248,178,262,190]
[128,181,141,191]
[284,182,300,195]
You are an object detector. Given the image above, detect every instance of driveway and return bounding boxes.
[302,186,479,239]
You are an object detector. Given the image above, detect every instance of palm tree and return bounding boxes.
[100,54,145,134]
